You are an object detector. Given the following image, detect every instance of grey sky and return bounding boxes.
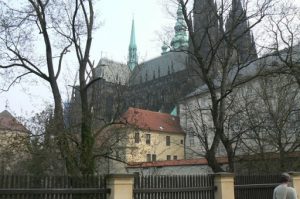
[0,0,299,117]
[0,0,172,117]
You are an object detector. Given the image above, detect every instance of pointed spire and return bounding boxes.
[170,2,188,51]
[225,0,258,63]
[129,18,136,49]
[127,18,138,71]
[232,0,245,21]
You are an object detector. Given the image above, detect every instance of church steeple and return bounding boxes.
[127,18,138,71]
[170,3,188,51]
[226,0,257,63]
[192,0,220,60]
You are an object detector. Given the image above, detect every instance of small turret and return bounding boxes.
[127,18,138,71]
[161,41,169,55]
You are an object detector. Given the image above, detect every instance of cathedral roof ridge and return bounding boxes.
[97,57,126,66]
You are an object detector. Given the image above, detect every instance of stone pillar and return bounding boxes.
[289,172,300,196]
[214,172,235,199]
[106,174,135,199]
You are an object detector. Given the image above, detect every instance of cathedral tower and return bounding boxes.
[192,0,219,61]
[170,3,189,51]
[127,19,138,71]
[225,0,257,63]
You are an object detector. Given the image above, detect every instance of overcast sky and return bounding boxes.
[0,0,175,117]
[0,0,299,118]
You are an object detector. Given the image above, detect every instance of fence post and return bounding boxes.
[289,172,300,196]
[106,174,135,199]
[214,172,235,199]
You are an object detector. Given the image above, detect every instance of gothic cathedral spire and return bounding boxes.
[226,0,257,63]
[127,18,138,71]
[192,0,219,61]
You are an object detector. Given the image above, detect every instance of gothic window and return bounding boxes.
[161,90,165,102]
[171,63,174,73]
[105,96,113,120]
[145,71,148,81]
[158,67,160,77]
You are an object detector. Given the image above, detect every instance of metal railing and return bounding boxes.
[133,175,215,199]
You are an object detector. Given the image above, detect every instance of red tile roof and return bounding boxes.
[120,107,184,134]
[0,110,28,132]
[127,157,228,168]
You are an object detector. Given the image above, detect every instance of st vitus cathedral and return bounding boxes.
[68,0,257,126]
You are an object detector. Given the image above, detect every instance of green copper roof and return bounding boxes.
[127,18,138,71]
[170,3,188,51]
[170,106,177,116]
[129,19,137,48]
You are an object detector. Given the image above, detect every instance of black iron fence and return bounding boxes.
[0,173,286,199]
[133,175,215,199]
[0,175,109,199]
[234,174,281,199]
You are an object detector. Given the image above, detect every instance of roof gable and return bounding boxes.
[121,107,184,134]
[0,110,28,132]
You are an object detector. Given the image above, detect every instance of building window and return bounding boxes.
[152,154,157,161]
[135,132,140,143]
[146,154,151,162]
[173,155,177,160]
[189,138,194,146]
[116,151,120,159]
[167,155,171,160]
[115,131,120,143]
[189,131,195,146]
[180,139,183,144]
[146,134,151,145]
[166,136,170,146]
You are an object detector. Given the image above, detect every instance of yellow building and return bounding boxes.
[113,108,185,163]
[0,110,29,173]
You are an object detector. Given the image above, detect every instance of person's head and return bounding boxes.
[280,173,291,183]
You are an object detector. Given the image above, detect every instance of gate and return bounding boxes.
[133,175,215,199]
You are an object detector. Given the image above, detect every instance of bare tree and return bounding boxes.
[176,0,278,172]
[266,0,300,87]
[231,74,300,173]
[0,0,100,175]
